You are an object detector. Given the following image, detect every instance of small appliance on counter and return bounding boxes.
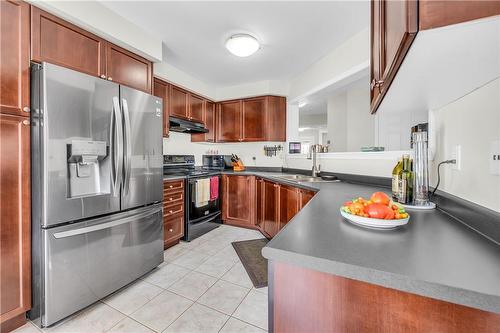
[163,155,221,241]
[202,154,233,170]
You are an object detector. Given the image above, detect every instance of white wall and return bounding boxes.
[327,93,348,151]
[430,78,500,212]
[163,132,284,168]
[346,84,374,151]
[28,0,163,61]
[215,80,289,101]
[288,28,369,102]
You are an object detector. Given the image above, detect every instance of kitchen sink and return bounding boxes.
[275,174,339,183]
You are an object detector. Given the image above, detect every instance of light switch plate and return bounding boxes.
[451,145,461,170]
[491,140,500,176]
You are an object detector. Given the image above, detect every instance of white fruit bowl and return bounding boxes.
[340,209,410,230]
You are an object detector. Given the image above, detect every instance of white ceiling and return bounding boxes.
[100,1,369,86]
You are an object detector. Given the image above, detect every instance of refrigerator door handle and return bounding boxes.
[111,97,123,195]
[52,207,161,239]
[122,98,132,195]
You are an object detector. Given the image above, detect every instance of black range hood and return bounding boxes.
[169,116,208,133]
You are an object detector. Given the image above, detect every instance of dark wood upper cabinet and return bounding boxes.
[31,6,106,78]
[1,0,30,117]
[241,97,266,141]
[191,100,216,142]
[217,100,242,142]
[169,85,189,119]
[370,0,418,114]
[265,96,287,141]
[263,180,280,238]
[0,114,31,329]
[222,175,255,227]
[105,43,152,93]
[279,185,300,229]
[153,78,170,137]
[31,6,153,93]
[189,94,205,123]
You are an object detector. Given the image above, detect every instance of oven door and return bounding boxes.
[188,176,221,222]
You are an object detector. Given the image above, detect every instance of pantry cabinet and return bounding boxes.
[31,6,152,93]
[0,114,31,331]
[0,0,30,117]
[221,175,256,227]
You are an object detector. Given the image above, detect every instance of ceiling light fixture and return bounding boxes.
[298,101,307,108]
[225,34,260,57]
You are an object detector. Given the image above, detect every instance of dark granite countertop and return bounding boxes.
[227,171,500,313]
[162,169,500,312]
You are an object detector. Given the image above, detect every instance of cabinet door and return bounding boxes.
[300,189,315,209]
[31,6,106,78]
[153,78,170,137]
[0,114,31,324]
[191,100,216,142]
[1,0,30,117]
[263,181,279,237]
[217,100,241,142]
[266,96,287,141]
[242,97,266,141]
[189,94,205,123]
[256,178,264,231]
[370,0,418,113]
[170,85,189,119]
[105,43,152,93]
[222,175,255,226]
[163,214,184,248]
[279,185,300,230]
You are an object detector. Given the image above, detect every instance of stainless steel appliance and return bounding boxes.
[202,154,232,170]
[30,63,164,327]
[163,155,221,241]
[169,116,208,133]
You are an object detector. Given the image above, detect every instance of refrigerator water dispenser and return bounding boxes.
[67,140,108,198]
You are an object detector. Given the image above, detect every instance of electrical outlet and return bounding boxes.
[491,140,500,176]
[451,145,461,170]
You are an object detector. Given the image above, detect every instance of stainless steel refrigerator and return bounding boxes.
[29,63,164,327]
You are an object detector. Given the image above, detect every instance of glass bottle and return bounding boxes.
[398,154,413,204]
[391,159,403,200]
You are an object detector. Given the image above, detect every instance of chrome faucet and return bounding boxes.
[307,144,320,177]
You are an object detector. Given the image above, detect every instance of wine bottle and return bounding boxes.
[398,154,413,204]
[391,159,403,200]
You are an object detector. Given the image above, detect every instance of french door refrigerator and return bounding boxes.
[29,63,164,327]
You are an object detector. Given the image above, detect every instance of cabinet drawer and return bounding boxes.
[163,214,184,244]
[164,203,183,218]
[164,180,184,193]
[164,191,184,205]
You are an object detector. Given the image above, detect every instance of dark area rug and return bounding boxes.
[231,238,269,288]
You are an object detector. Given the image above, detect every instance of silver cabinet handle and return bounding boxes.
[169,198,173,201]
[122,98,132,195]
[22,106,30,113]
[108,77,113,81]
[169,185,173,188]
[169,210,173,214]
[100,74,106,79]
[22,119,30,125]
[169,228,173,232]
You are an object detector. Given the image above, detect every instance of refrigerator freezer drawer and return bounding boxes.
[41,204,163,327]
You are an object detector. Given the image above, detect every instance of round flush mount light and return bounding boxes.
[225,34,260,57]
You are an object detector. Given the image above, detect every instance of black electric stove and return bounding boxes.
[163,155,221,241]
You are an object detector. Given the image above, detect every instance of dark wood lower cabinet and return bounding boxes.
[271,261,500,333]
[163,180,185,248]
[221,175,255,227]
[262,180,279,237]
[278,185,300,229]
[0,114,31,332]
[299,188,315,209]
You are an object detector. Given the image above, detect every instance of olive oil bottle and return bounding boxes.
[391,159,403,200]
[398,154,413,204]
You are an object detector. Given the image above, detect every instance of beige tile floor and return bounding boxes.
[14,225,267,333]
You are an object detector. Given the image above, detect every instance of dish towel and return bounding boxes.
[210,176,219,200]
[195,178,210,207]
